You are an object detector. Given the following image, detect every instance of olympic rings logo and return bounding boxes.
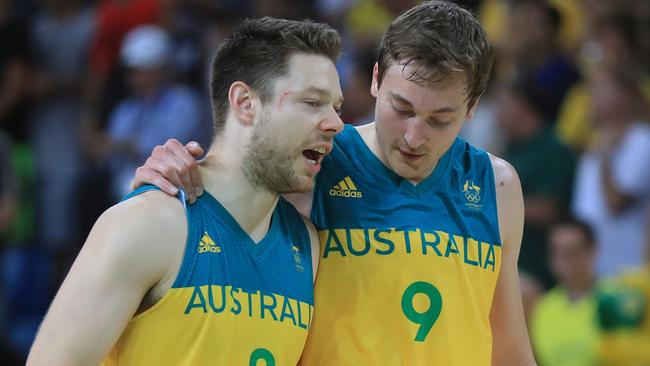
[464,192,481,203]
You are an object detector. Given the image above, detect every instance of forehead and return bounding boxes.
[381,63,468,109]
[271,53,342,99]
[550,227,587,248]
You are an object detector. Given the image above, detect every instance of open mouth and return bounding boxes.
[302,147,326,164]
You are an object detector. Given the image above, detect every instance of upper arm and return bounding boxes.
[300,215,321,283]
[488,155,537,366]
[492,156,525,260]
[283,190,315,218]
[27,192,186,366]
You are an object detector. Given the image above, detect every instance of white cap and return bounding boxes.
[121,25,171,69]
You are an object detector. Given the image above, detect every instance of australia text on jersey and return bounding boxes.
[183,285,313,330]
[319,227,499,272]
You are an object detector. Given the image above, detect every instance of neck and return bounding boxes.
[564,275,594,302]
[199,141,278,243]
[356,122,380,155]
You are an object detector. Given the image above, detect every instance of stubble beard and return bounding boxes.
[241,117,311,194]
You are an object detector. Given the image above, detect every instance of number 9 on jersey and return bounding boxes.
[401,281,443,342]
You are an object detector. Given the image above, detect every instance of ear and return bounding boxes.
[370,62,379,98]
[228,81,256,126]
[465,97,480,121]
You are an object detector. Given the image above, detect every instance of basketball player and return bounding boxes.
[132,2,536,365]
[27,18,344,366]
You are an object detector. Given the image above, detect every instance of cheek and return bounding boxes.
[377,109,405,138]
[377,120,404,147]
[276,110,309,134]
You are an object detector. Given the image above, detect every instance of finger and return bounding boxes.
[151,144,170,161]
[185,141,204,158]
[147,157,187,196]
[169,153,196,203]
[151,144,196,201]
[185,142,205,194]
[167,158,195,203]
[166,139,202,198]
[134,166,178,196]
[191,168,203,197]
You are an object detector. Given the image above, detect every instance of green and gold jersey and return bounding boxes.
[102,186,314,365]
[302,125,502,365]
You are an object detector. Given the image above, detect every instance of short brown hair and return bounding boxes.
[377,1,493,108]
[209,17,341,136]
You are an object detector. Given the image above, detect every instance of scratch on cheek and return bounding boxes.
[278,91,292,109]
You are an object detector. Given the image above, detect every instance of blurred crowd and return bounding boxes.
[0,0,649,364]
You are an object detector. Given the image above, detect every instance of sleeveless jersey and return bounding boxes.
[102,186,314,365]
[301,125,502,365]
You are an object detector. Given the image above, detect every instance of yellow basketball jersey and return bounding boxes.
[302,127,502,365]
[102,188,314,365]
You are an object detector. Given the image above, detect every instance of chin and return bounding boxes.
[393,163,426,182]
[388,158,414,178]
[281,175,315,194]
[297,176,316,192]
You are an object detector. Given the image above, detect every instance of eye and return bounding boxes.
[334,106,342,116]
[426,118,451,127]
[393,106,414,117]
[304,99,322,108]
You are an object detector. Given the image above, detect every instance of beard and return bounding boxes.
[241,116,312,194]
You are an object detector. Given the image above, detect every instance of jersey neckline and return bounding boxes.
[199,190,281,259]
[343,125,456,196]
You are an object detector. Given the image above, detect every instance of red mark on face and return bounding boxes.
[278,91,292,109]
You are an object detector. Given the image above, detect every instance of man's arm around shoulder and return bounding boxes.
[27,191,187,366]
[489,155,537,366]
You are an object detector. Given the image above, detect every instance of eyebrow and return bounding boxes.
[304,86,345,105]
[389,92,458,114]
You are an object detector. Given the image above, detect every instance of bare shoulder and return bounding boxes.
[89,190,188,282]
[489,154,522,195]
[99,190,186,243]
[488,154,524,251]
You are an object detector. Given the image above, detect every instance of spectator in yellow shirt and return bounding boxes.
[531,219,599,366]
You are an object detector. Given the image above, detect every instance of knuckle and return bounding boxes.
[160,165,173,177]
[167,138,182,149]
[152,145,165,157]
[153,175,166,188]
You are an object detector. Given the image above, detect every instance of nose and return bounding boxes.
[320,108,344,135]
[403,118,428,150]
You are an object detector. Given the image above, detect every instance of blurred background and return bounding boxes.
[0,0,649,364]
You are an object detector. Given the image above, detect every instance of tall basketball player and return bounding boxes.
[27,17,343,366]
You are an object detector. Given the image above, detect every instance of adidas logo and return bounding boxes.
[198,232,221,254]
[329,176,363,198]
